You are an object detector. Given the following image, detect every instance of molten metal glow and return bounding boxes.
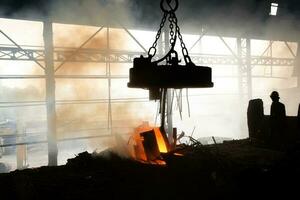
[130,122,152,162]
[128,122,169,164]
[153,128,168,153]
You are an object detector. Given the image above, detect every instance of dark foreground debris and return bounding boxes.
[0,139,300,200]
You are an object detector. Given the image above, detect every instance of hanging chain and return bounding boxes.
[148,12,168,58]
[172,14,192,64]
[149,0,193,64]
[168,12,175,46]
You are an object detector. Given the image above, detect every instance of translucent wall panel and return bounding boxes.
[0,18,43,46]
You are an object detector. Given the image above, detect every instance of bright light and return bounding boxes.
[270,3,278,16]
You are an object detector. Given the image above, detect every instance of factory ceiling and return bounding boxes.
[0,0,300,41]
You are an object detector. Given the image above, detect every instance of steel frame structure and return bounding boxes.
[0,46,295,66]
[0,20,299,168]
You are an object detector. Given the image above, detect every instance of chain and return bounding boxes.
[148,12,168,58]
[149,0,193,64]
[168,13,175,46]
[173,14,192,64]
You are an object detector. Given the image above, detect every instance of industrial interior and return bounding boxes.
[0,0,300,199]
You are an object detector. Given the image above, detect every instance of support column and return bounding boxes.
[237,37,252,138]
[237,38,243,102]
[43,20,58,166]
[295,42,300,89]
[16,120,27,169]
[237,37,252,101]
[107,26,112,133]
[246,38,252,100]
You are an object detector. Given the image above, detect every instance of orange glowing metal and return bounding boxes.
[153,128,168,153]
[132,133,147,161]
[128,122,170,164]
[130,123,153,161]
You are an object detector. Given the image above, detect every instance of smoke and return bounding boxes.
[0,0,150,168]
[169,0,300,139]
[0,0,300,169]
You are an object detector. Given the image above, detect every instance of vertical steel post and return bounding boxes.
[237,38,244,102]
[43,20,58,166]
[107,26,112,134]
[237,37,252,101]
[296,42,300,89]
[270,40,273,77]
[237,37,251,137]
[16,120,27,169]
[246,38,252,100]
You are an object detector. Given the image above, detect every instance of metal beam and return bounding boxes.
[0,75,45,79]
[0,75,127,79]
[0,30,45,70]
[43,20,58,166]
[0,46,45,61]
[284,41,296,58]
[237,38,243,102]
[107,26,113,132]
[294,42,300,87]
[188,30,206,52]
[261,41,273,57]
[54,27,104,72]
[246,38,252,99]
[0,46,295,66]
[117,22,148,53]
[0,134,113,148]
[237,38,252,102]
[218,35,238,59]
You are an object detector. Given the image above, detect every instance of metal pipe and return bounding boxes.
[0,134,114,148]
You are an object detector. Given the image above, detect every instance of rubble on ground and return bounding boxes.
[0,139,299,200]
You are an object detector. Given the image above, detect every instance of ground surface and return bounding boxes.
[0,139,299,200]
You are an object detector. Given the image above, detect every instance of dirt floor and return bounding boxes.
[0,139,300,200]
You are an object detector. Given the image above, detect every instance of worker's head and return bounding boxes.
[270,91,280,102]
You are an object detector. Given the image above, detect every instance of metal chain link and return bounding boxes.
[173,15,192,64]
[149,1,193,64]
[148,12,168,57]
[168,13,175,46]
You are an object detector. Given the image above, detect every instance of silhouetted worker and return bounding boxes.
[269,91,286,148]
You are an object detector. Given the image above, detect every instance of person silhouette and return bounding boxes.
[270,91,286,118]
[269,91,286,148]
